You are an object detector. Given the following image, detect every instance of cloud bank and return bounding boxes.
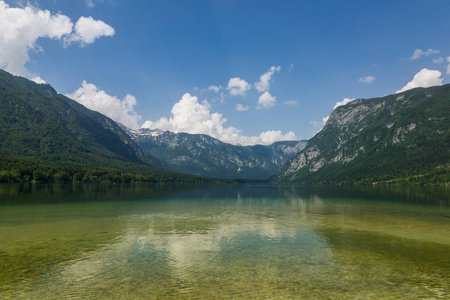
[67,81,141,129]
[141,93,296,146]
[0,1,114,78]
[396,68,443,94]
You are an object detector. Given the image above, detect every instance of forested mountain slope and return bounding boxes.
[128,128,307,180]
[275,85,450,185]
[0,69,226,183]
[0,69,147,166]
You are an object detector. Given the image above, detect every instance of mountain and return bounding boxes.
[0,68,148,167]
[0,69,229,184]
[275,85,450,185]
[127,128,307,180]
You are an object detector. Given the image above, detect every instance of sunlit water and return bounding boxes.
[0,184,449,299]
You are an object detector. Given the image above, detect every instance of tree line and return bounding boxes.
[0,155,233,184]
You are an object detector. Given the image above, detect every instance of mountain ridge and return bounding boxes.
[275,84,450,185]
[0,68,148,167]
[0,68,232,183]
[127,128,307,180]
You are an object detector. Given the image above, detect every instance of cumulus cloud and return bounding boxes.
[0,1,114,78]
[67,81,141,129]
[396,68,443,94]
[227,77,251,96]
[235,104,249,112]
[333,98,355,109]
[433,57,443,64]
[358,75,375,84]
[255,66,281,92]
[141,93,296,146]
[0,1,72,76]
[64,16,114,46]
[31,76,46,84]
[284,100,298,106]
[258,130,297,144]
[207,85,221,93]
[257,91,277,109]
[410,48,439,60]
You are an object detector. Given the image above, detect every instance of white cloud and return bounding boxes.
[141,93,296,146]
[433,57,443,64]
[227,77,251,96]
[322,116,329,125]
[31,76,46,84]
[333,98,355,109]
[358,75,375,84]
[255,66,281,93]
[257,91,276,109]
[258,130,297,144]
[235,104,249,112]
[284,100,298,106]
[67,81,141,129]
[447,57,450,75]
[0,1,73,76]
[207,85,221,93]
[0,1,114,78]
[64,16,114,46]
[410,48,439,60]
[396,68,443,94]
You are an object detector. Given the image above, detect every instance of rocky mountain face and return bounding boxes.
[276,85,450,184]
[128,128,307,180]
[0,69,148,167]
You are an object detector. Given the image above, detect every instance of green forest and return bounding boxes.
[0,155,234,184]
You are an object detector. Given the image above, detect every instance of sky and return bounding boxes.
[1,0,450,145]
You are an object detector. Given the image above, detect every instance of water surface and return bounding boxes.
[0,184,449,299]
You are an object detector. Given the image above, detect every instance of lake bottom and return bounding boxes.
[0,184,449,299]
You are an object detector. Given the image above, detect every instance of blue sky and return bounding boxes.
[1,0,450,145]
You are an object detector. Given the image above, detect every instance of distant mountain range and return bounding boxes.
[1,68,448,185]
[127,128,306,180]
[0,69,226,183]
[275,85,450,185]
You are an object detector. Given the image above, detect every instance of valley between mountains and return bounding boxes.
[0,69,448,185]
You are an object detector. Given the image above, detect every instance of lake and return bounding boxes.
[0,184,449,299]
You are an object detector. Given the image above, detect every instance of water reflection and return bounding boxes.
[0,183,448,206]
[0,184,449,298]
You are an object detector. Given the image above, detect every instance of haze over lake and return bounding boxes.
[0,184,448,299]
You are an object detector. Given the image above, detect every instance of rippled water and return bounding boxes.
[0,184,449,299]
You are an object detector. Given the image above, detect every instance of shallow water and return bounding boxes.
[0,184,449,299]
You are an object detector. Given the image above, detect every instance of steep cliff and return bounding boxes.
[276,85,450,184]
